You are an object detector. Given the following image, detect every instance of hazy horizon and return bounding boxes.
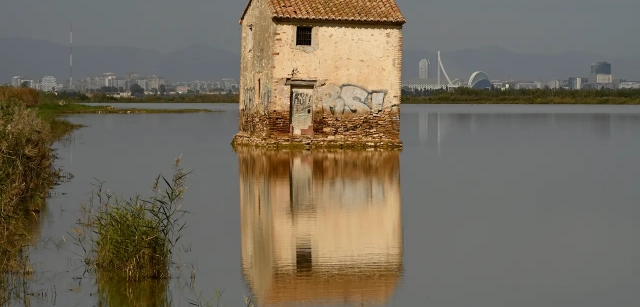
[1,0,638,57]
[1,36,621,58]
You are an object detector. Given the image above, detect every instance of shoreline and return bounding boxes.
[231,133,403,150]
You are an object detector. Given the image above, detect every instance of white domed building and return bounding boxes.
[468,71,492,89]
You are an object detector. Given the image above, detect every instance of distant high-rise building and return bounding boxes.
[113,79,127,91]
[222,78,235,91]
[568,77,588,90]
[596,74,613,84]
[135,79,148,92]
[41,76,57,92]
[591,62,612,75]
[147,75,161,91]
[12,76,24,87]
[20,79,34,88]
[548,80,562,89]
[590,62,612,84]
[125,72,140,81]
[419,59,430,79]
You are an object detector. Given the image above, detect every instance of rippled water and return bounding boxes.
[16,104,640,306]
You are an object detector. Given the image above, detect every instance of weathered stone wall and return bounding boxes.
[238,0,275,137]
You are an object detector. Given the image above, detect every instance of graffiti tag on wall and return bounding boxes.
[318,84,388,117]
[242,87,255,110]
[260,87,271,113]
[291,88,313,135]
[242,86,271,113]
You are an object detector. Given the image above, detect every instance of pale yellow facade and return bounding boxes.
[237,150,403,306]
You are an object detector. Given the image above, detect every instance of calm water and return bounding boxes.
[22,104,640,306]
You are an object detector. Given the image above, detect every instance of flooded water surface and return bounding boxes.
[21,104,640,306]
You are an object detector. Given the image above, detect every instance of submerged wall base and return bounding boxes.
[231,132,403,150]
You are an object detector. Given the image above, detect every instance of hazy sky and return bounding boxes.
[1,0,638,56]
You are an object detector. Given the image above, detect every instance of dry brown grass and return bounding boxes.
[0,95,58,304]
[0,87,39,106]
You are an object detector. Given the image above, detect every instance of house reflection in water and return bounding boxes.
[237,149,403,307]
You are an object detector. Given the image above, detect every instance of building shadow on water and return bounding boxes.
[235,149,403,307]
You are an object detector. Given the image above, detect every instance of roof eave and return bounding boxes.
[272,17,406,26]
[239,0,254,24]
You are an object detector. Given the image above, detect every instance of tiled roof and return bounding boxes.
[241,0,406,24]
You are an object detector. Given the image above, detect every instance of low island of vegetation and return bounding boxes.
[82,87,640,105]
[401,87,640,104]
[67,90,238,104]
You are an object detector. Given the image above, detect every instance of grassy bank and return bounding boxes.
[402,88,640,104]
[36,103,215,115]
[55,92,238,104]
[80,88,640,105]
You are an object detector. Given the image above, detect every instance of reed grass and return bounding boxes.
[75,157,191,281]
[0,94,59,305]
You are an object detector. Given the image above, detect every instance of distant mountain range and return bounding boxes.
[0,37,240,83]
[2,37,639,83]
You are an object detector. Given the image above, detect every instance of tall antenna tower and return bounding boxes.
[69,22,73,90]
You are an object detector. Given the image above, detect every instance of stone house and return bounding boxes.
[233,0,406,149]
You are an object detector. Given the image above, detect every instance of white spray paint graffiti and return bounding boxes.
[319,84,387,116]
[291,88,313,135]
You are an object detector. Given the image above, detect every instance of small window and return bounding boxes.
[296,26,312,46]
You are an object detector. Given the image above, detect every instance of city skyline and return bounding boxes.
[9,72,238,94]
[5,36,640,85]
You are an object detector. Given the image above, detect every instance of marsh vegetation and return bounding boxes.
[402,87,640,104]
[0,90,66,305]
[73,158,191,281]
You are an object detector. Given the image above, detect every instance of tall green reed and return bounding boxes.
[74,157,191,280]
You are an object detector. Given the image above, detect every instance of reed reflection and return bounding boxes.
[95,273,170,307]
[237,149,403,307]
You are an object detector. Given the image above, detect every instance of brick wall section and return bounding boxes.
[268,110,291,134]
[318,111,400,140]
[240,111,270,138]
